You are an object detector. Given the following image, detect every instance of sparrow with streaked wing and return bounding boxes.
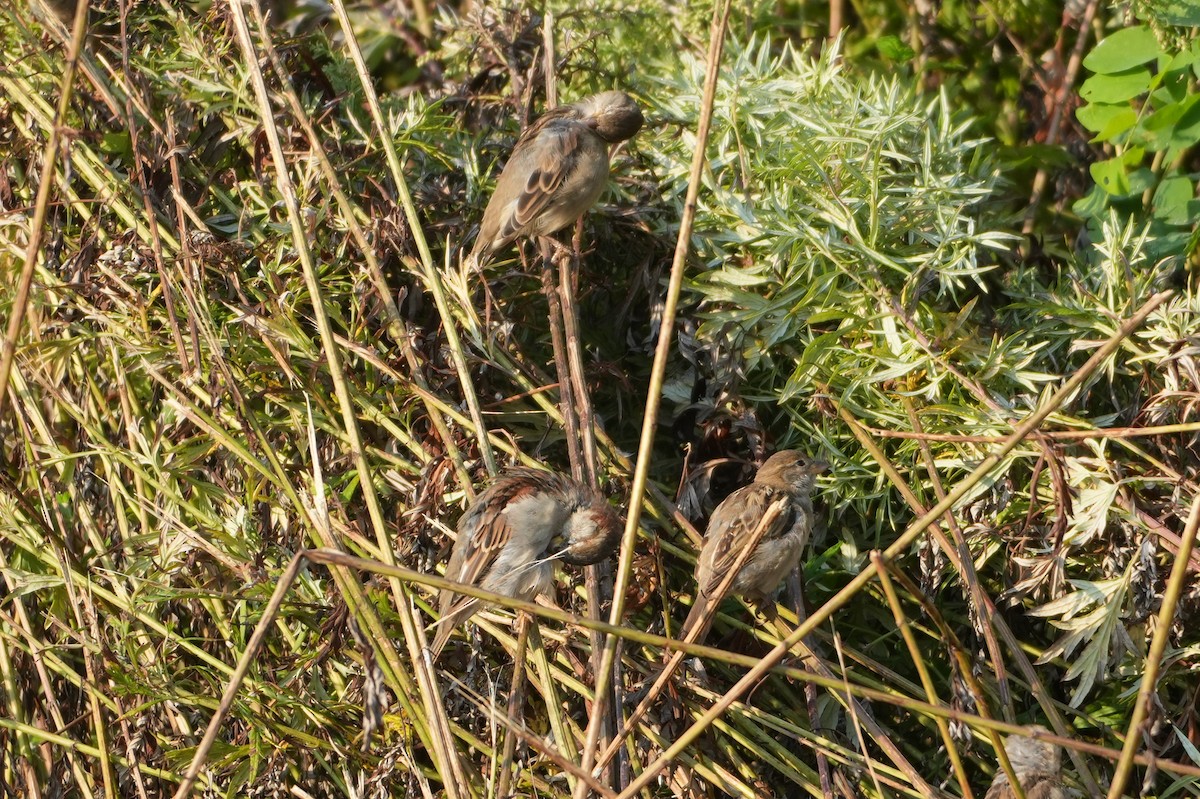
[680,450,828,644]
[470,90,643,267]
[430,467,621,658]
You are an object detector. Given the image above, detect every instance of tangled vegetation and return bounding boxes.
[1,0,1198,797]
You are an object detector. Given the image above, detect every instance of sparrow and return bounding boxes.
[469,90,644,266]
[985,735,1067,799]
[430,467,622,657]
[679,450,828,644]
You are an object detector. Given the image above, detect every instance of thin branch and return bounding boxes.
[575,0,735,793]
[1107,491,1200,798]
[0,0,89,418]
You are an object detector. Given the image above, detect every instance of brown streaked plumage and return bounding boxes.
[985,735,1067,799]
[470,90,643,266]
[679,450,828,644]
[430,467,621,658]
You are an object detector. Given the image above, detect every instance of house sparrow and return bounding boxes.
[679,450,828,644]
[469,90,644,266]
[985,735,1067,799]
[430,467,622,657]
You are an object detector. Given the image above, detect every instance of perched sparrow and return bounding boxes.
[470,90,644,266]
[679,450,828,644]
[430,467,622,657]
[985,735,1067,799]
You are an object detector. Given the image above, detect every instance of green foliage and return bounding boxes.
[1075,23,1200,261]
[649,37,1012,381]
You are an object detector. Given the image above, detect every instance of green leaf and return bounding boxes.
[996,143,1074,169]
[1153,176,1196,225]
[1083,25,1161,74]
[100,131,132,157]
[1169,94,1200,151]
[1090,157,1131,196]
[1126,167,1156,195]
[0,569,65,596]
[1077,102,1132,135]
[1093,107,1139,142]
[1137,95,1200,150]
[875,35,915,62]
[1080,67,1153,104]
[1163,48,1199,76]
[1088,146,1146,198]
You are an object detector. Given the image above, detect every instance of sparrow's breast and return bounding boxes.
[529,132,610,237]
[732,502,811,599]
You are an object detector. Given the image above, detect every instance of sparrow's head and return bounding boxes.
[579,91,644,143]
[756,450,829,494]
[550,501,623,566]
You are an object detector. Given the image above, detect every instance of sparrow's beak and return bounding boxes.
[811,459,830,475]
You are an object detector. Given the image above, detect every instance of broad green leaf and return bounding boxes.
[1141,97,1188,133]
[1080,67,1153,104]
[1170,94,1200,150]
[1077,102,1132,134]
[996,143,1075,168]
[1126,166,1156,195]
[1090,157,1131,196]
[1152,67,1191,105]
[1163,48,1199,76]
[1083,25,1161,74]
[1073,184,1109,218]
[100,131,132,157]
[1153,176,1196,225]
[1092,107,1138,142]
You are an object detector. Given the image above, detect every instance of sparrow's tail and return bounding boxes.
[676,594,716,649]
[467,237,492,271]
[428,598,479,660]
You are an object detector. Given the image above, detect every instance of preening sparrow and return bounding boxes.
[430,467,622,657]
[679,450,827,644]
[470,90,644,266]
[985,735,1066,799]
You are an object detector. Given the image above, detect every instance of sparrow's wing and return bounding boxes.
[985,774,1065,799]
[1024,777,1067,799]
[497,119,586,243]
[445,507,509,595]
[699,483,793,599]
[677,484,791,645]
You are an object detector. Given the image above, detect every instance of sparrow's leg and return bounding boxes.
[754,596,779,623]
